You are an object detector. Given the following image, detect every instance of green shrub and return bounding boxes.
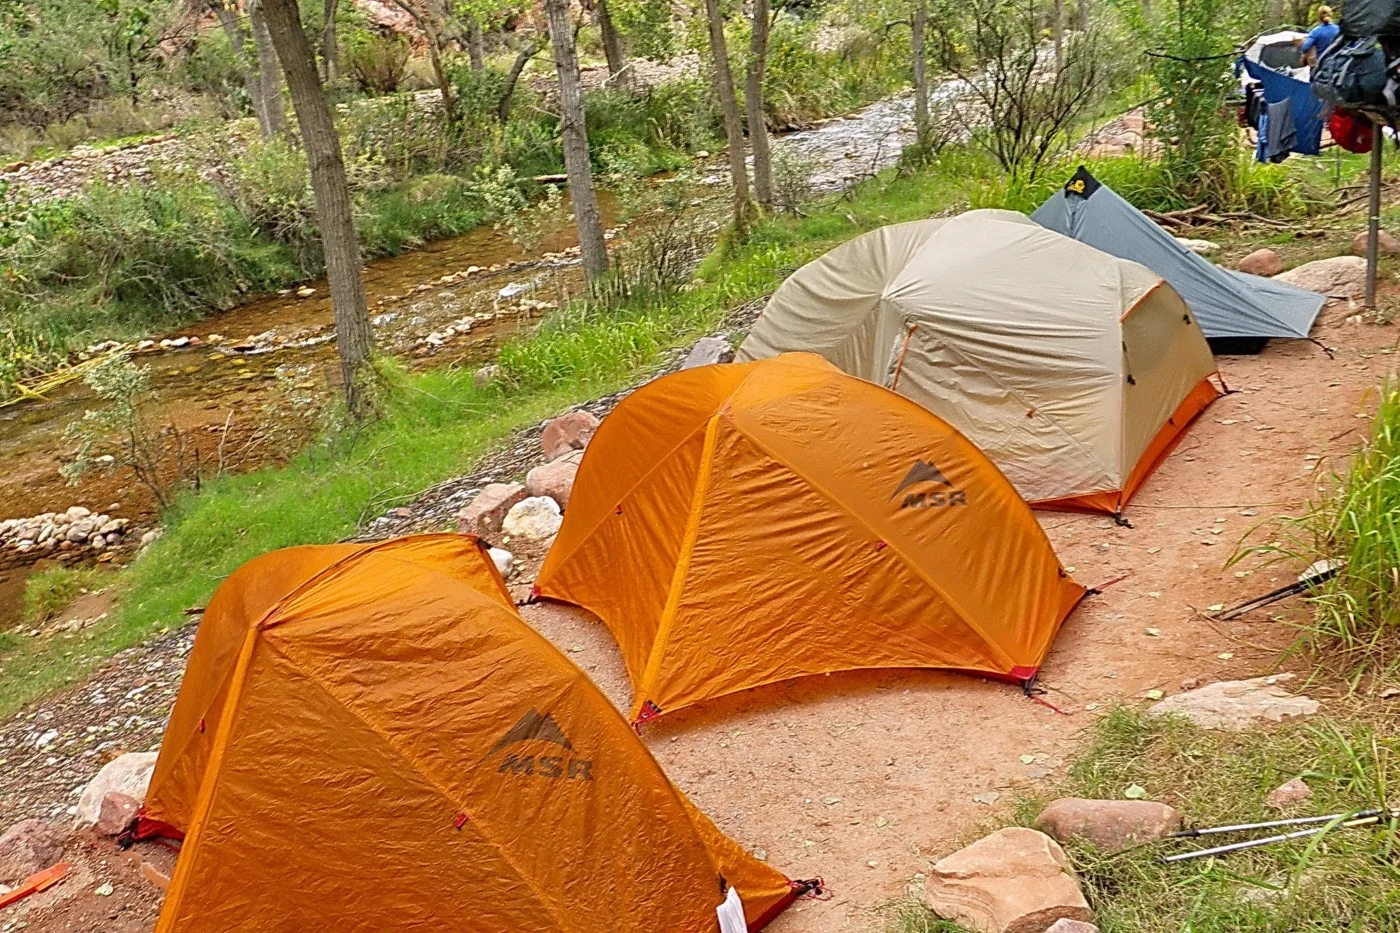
[344,30,411,95]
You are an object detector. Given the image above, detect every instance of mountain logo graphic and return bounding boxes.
[891,459,951,498]
[489,708,575,754]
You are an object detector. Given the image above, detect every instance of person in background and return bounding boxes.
[1298,6,1341,65]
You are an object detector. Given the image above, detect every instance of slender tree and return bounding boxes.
[1054,0,1064,65]
[466,13,486,69]
[259,0,375,415]
[702,0,750,228]
[745,0,773,207]
[247,0,288,138]
[543,0,610,281]
[205,1,263,125]
[911,0,929,143]
[392,0,456,123]
[497,35,543,121]
[595,0,629,87]
[322,0,339,82]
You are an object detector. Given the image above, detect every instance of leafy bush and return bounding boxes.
[345,30,411,95]
[1235,382,1400,667]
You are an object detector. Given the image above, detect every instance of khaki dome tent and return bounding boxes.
[143,535,804,933]
[534,354,1086,726]
[737,210,1223,514]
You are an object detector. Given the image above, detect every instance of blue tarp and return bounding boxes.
[1240,57,1324,158]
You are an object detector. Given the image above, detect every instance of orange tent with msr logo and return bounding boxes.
[142,534,807,933]
[534,354,1086,726]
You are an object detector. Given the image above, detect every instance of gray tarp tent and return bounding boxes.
[1032,168,1325,349]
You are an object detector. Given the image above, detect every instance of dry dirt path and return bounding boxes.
[2,291,1393,931]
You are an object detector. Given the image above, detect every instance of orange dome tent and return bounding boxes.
[535,354,1086,727]
[143,535,806,933]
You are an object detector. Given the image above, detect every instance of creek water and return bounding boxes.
[0,92,920,530]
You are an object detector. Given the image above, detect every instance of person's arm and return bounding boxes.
[1300,26,1321,54]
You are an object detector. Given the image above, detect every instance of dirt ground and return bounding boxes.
[2,293,1394,931]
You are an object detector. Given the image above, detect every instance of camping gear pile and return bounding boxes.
[135,181,1335,931]
[1310,1,1400,144]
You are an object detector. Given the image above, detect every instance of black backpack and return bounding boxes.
[1313,36,1391,107]
[1342,0,1400,38]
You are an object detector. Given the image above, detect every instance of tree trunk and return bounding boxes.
[498,39,540,122]
[467,14,485,71]
[911,0,929,144]
[391,1,456,123]
[703,0,750,228]
[322,0,339,82]
[1054,0,1064,67]
[248,0,288,139]
[543,0,610,283]
[1078,0,1089,30]
[259,0,374,416]
[745,0,773,207]
[211,3,259,121]
[597,0,629,88]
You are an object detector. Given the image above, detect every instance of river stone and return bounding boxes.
[1035,798,1183,852]
[1274,256,1366,298]
[74,751,158,831]
[501,496,563,541]
[927,827,1091,933]
[1146,674,1318,730]
[526,451,582,509]
[473,364,501,387]
[455,483,527,538]
[1238,248,1284,277]
[0,819,65,884]
[1265,777,1314,810]
[1351,229,1400,257]
[488,547,514,577]
[681,336,735,369]
[541,410,600,461]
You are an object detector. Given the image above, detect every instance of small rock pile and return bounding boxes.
[0,507,132,569]
[0,134,183,205]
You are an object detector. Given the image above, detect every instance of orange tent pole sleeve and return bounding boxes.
[0,863,70,910]
[631,414,722,723]
[155,628,260,933]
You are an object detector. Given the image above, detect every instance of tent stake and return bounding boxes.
[1366,120,1382,312]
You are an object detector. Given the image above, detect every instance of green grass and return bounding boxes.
[889,707,1400,932]
[1233,382,1400,673]
[20,565,110,626]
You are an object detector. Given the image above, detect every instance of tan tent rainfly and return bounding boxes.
[739,210,1222,514]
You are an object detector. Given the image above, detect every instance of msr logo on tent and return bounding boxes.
[489,708,594,782]
[892,459,968,510]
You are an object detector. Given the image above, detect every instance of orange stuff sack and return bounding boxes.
[535,354,1086,726]
[148,534,800,933]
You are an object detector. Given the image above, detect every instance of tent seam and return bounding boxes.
[634,413,722,717]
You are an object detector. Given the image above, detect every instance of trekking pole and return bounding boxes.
[1161,809,1397,863]
[1167,808,1382,839]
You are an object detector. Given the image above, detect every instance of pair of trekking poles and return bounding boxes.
[1161,807,1400,863]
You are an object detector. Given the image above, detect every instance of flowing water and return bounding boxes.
[0,92,923,539]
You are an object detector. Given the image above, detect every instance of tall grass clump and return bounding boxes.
[1234,383,1400,669]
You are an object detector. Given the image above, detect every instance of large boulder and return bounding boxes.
[1273,256,1366,298]
[927,827,1092,933]
[526,450,583,508]
[1035,798,1183,852]
[540,410,600,462]
[1238,248,1284,277]
[455,483,527,538]
[0,819,65,885]
[1351,229,1400,257]
[74,751,157,831]
[681,336,735,370]
[1146,674,1318,731]
[502,496,563,541]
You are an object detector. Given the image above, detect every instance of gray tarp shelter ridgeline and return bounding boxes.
[1032,168,1325,342]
